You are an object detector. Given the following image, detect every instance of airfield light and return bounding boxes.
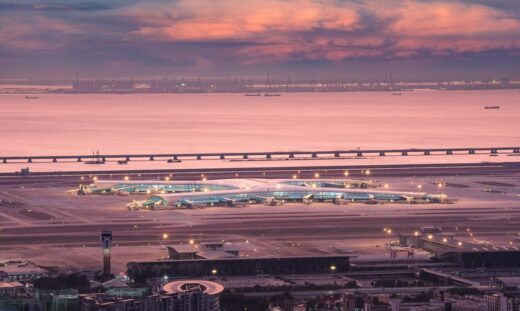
[365,170,371,175]
[211,269,218,275]
[162,233,169,239]
[387,229,392,234]
[330,265,337,271]
[124,176,129,181]
[417,185,422,189]
[165,176,170,181]
[346,184,350,188]
[384,184,389,189]
[202,177,207,181]
[344,171,349,176]
[414,231,419,236]
[457,241,463,246]
[312,183,317,188]
[292,175,297,179]
[438,183,443,188]
[314,173,320,178]
[93,176,98,181]
[163,275,168,280]
[235,173,239,177]
[147,190,151,194]
[276,184,281,189]
[427,234,433,240]
[383,228,387,232]
[442,238,448,243]
[189,239,195,245]
[510,241,513,246]
[81,176,84,180]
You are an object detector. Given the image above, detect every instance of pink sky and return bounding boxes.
[1,0,520,79]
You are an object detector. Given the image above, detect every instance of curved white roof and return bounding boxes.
[155,183,427,202]
[162,280,224,295]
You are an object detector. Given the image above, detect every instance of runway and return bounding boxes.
[0,161,519,272]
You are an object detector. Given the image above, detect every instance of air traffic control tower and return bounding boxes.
[100,230,112,277]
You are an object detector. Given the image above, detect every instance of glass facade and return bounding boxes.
[167,189,411,207]
[108,183,238,194]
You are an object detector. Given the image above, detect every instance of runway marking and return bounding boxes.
[0,211,31,226]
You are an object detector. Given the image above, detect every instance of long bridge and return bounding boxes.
[1,146,520,163]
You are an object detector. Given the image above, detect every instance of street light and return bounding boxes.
[162,233,169,239]
[211,269,218,275]
[330,265,336,272]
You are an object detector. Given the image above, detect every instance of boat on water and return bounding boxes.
[392,93,402,96]
[484,106,500,109]
[84,150,105,165]
[244,93,261,96]
[264,93,281,97]
[25,96,38,99]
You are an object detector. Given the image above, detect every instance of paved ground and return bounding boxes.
[0,163,519,273]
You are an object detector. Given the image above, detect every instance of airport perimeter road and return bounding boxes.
[0,162,519,186]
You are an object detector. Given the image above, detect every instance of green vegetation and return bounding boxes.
[234,281,357,293]
[447,287,483,297]
[33,273,89,291]
[221,292,269,311]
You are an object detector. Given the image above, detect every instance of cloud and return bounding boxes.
[123,0,361,41]
[0,2,112,12]
[113,0,520,62]
[2,0,520,78]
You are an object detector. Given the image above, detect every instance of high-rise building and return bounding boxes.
[485,293,513,311]
[162,280,224,311]
[100,231,112,278]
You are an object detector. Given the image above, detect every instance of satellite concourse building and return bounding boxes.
[113,178,448,209]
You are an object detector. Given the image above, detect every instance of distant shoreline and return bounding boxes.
[1,87,520,95]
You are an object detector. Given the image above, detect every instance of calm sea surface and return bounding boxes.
[0,90,519,156]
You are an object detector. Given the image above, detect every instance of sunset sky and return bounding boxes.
[2,0,520,80]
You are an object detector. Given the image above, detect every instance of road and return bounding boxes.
[1,161,519,186]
